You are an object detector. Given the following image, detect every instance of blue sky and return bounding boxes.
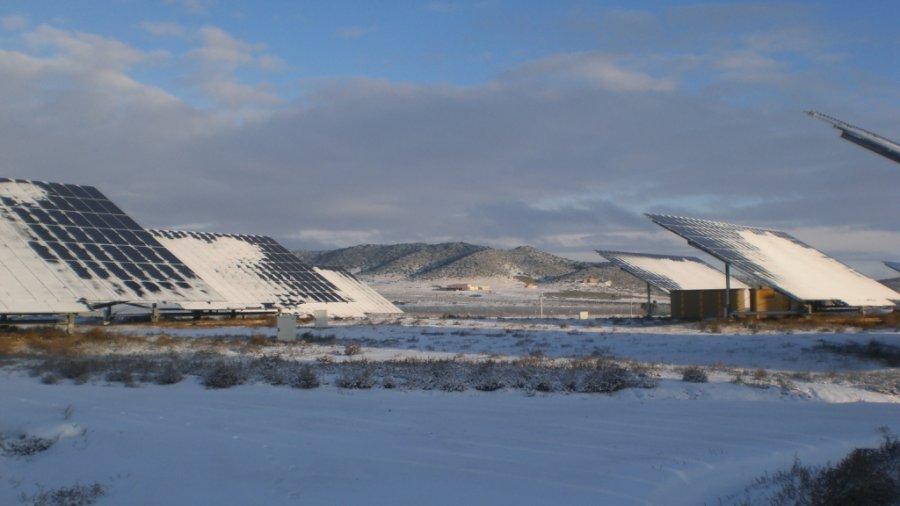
[0,1,897,276]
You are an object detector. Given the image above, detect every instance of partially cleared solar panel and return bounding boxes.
[150,230,351,315]
[313,267,402,315]
[886,261,900,273]
[596,250,748,293]
[647,214,900,306]
[0,179,226,313]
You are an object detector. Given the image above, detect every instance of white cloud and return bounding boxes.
[140,21,187,37]
[186,26,281,113]
[0,14,27,31]
[506,52,677,93]
[287,229,385,248]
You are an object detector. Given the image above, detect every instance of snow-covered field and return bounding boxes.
[2,316,897,505]
[124,316,899,372]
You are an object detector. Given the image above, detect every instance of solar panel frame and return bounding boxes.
[646,213,900,306]
[596,250,748,293]
[886,261,900,274]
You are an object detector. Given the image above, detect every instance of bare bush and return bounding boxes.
[41,373,60,385]
[682,366,709,383]
[290,366,320,389]
[335,364,374,389]
[202,362,244,389]
[154,362,183,385]
[1,434,56,456]
[344,343,362,356]
[729,432,900,506]
[814,339,900,367]
[105,369,135,387]
[22,482,105,506]
[580,363,632,393]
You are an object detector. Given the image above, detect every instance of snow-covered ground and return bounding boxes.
[3,317,897,505]
[123,316,900,372]
[1,372,897,505]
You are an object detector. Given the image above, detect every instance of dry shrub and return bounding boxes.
[23,482,106,506]
[248,334,273,347]
[344,343,362,356]
[290,366,320,389]
[335,364,374,389]
[148,315,275,329]
[155,362,183,385]
[1,434,56,456]
[202,362,244,389]
[682,366,709,383]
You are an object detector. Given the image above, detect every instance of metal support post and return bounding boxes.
[66,313,76,334]
[646,282,652,317]
[724,263,732,318]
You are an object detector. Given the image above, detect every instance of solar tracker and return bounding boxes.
[886,261,900,274]
[150,230,371,316]
[313,267,402,315]
[0,179,226,314]
[807,111,900,164]
[596,250,748,293]
[647,214,900,307]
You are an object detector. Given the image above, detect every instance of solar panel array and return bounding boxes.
[647,214,900,307]
[596,250,748,293]
[150,230,349,314]
[0,179,225,313]
[886,261,900,274]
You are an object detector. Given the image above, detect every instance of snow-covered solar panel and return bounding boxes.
[0,179,226,314]
[886,261,900,273]
[151,230,367,315]
[313,267,402,316]
[647,214,900,307]
[596,250,748,293]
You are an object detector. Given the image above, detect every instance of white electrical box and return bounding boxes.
[578,311,590,320]
[314,309,328,328]
[276,314,296,341]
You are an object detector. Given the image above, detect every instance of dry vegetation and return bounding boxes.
[729,431,900,506]
[700,312,900,334]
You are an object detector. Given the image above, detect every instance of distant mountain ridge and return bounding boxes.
[294,242,645,289]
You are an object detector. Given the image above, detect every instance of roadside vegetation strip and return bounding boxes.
[24,352,660,395]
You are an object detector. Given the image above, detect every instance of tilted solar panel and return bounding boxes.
[646,214,900,306]
[150,230,360,315]
[886,261,900,274]
[312,266,402,315]
[807,111,900,164]
[0,179,226,313]
[596,250,748,293]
